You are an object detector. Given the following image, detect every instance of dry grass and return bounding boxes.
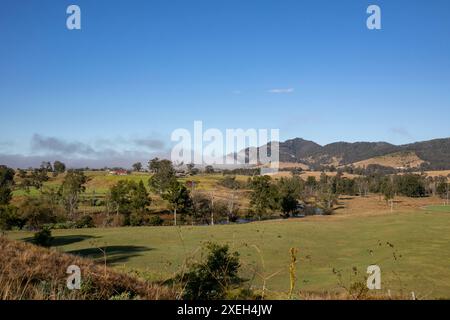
[329,194,442,219]
[0,237,175,300]
[296,291,409,300]
[352,151,425,169]
[423,170,450,179]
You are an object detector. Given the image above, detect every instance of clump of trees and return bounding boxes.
[109,180,150,226]
[1,165,85,232]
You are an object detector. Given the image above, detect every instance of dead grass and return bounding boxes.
[352,151,425,169]
[331,194,443,218]
[0,237,175,300]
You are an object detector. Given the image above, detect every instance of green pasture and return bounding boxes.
[7,210,450,299]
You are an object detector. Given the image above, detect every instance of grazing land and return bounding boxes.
[4,168,450,299]
[7,200,450,299]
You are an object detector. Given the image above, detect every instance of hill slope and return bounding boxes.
[253,137,450,170]
[0,237,174,300]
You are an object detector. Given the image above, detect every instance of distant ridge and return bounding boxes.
[252,137,450,170]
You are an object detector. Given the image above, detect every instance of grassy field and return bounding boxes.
[7,171,450,299]
[425,205,450,213]
[7,209,450,299]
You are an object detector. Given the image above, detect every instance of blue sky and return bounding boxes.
[1,0,450,167]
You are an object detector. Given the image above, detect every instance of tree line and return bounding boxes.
[1,160,449,232]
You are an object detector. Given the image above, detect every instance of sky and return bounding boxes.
[1,0,450,167]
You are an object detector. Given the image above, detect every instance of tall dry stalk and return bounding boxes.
[288,247,298,299]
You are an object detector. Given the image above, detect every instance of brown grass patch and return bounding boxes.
[352,151,425,169]
[0,237,175,300]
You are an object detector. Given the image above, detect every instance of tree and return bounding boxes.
[148,158,177,194]
[395,174,426,197]
[436,177,450,205]
[18,197,57,230]
[249,176,279,218]
[277,177,304,217]
[212,200,229,222]
[0,205,26,231]
[305,176,318,196]
[40,161,53,172]
[109,180,150,225]
[355,177,369,197]
[277,176,304,198]
[280,194,298,218]
[110,180,134,215]
[317,183,338,212]
[132,162,143,172]
[130,180,150,212]
[0,165,15,205]
[58,170,88,218]
[381,178,395,212]
[53,161,66,175]
[225,190,239,223]
[192,193,212,224]
[163,181,193,226]
[27,168,49,191]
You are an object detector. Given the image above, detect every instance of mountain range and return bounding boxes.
[253,137,450,170]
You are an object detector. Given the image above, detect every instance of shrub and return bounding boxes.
[0,205,26,230]
[76,215,95,228]
[218,176,242,189]
[33,227,54,247]
[148,215,163,226]
[176,242,243,300]
[129,212,145,226]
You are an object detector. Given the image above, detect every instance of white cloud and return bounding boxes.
[268,88,295,94]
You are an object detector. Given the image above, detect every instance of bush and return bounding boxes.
[129,212,145,226]
[18,197,57,230]
[0,205,26,230]
[33,227,54,247]
[75,215,95,228]
[218,176,242,189]
[176,242,243,300]
[148,215,163,226]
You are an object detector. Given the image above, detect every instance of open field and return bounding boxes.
[7,170,450,299]
[425,205,450,213]
[7,207,450,299]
